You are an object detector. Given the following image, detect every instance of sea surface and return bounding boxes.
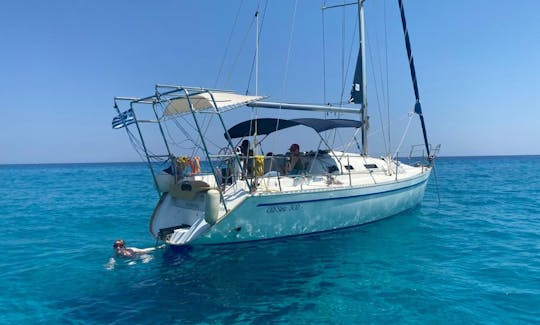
[1,156,539,324]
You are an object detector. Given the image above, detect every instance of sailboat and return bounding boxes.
[112,0,439,246]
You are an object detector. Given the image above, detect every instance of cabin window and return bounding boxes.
[344,165,354,170]
[364,164,378,169]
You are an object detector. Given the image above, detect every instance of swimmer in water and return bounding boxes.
[106,239,165,269]
[112,239,164,257]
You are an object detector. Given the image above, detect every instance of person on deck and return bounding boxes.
[239,139,254,177]
[239,139,253,157]
[287,143,305,175]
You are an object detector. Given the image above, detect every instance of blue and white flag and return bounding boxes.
[112,109,135,129]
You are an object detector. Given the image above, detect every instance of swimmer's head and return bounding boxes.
[113,239,125,251]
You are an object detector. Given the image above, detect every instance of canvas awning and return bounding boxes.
[164,91,264,115]
[225,118,363,139]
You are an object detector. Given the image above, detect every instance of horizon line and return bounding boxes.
[1,153,540,166]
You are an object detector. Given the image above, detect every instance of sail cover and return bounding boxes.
[225,118,363,138]
[164,91,264,115]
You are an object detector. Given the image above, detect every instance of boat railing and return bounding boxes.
[407,144,441,166]
[207,152,395,193]
[158,150,410,197]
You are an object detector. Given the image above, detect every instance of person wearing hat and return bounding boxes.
[287,143,305,175]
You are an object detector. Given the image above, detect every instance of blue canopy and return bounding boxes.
[225,118,362,139]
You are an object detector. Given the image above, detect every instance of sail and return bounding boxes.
[349,48,364,104]
[164,91,263,115]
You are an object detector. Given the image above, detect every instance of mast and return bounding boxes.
[397,0,431,160]
[350,0,368,156]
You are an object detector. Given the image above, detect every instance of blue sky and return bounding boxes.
[1,0,539,164]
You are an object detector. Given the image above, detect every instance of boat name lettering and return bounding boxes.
[265,203,301,214]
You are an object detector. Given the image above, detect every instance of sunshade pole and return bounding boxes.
[183,89,229,212]
[206,90,253,193]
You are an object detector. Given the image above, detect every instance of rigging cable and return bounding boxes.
[272,0,299,136]
[332,3,357,148]
[321,0,327,109]
[280,0,299,101]
[339,9,358,107]
[125,121,167,166]
[366,28,389,155]
[157,100,223,156]
[368,36,389,153]
[224,11,257,89]
[156,101,197,148]
[126,126,150,162]
[393,111,413,159]
[245,0,268,95]
[321,0,331,147]
[383,0,391,155]
[340,1,345,107]
[214,0,245,88]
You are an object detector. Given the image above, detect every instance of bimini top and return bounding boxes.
[165,91,264,115]
[225,118,363,139]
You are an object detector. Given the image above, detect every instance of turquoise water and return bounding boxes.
[1,156,539,323]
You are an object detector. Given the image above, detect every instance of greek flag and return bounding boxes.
[112,109,135,129]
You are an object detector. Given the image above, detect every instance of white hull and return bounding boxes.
[150,158,431,246]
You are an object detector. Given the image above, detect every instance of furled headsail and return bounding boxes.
[398,0,431,158]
